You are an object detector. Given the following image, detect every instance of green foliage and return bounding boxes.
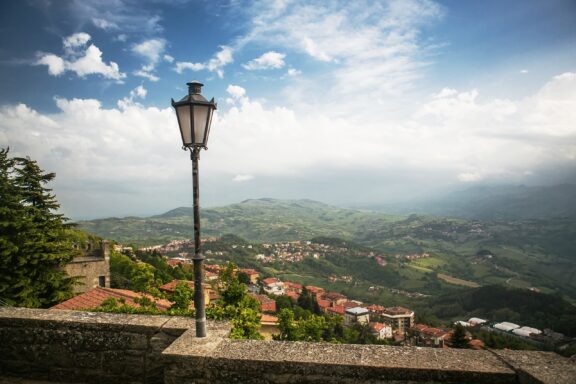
[297,286,321,314]
[170,281,194,310]
[451,323,469,348]
[472,328,537,351]
[425,285,576,336]
[0,148,79,308]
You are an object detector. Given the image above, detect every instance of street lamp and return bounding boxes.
[172,81,217,337]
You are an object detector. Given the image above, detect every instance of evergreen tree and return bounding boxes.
[0,149,77,307]
[451,323,469,348]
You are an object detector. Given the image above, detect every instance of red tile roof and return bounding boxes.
[51,287,172,311]
[240,268,260,276]
[262,277,280,286]
[159,280,194,293]
[326,305,345,315]
[369,322,388,332]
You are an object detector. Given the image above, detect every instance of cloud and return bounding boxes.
[232,0,444,105]
[242,51,286,70]
[163,54,174,63]
[35,33,125,81]
[132,39,166,81]
[1,72,574,218]
[64,0,164,35]
[520,69,529,74]
[174,46,233,78]
[132,39,166,64]
[233,174,254,182]
[92,18,119,31]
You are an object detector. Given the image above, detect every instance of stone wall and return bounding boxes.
[1,307,575,384]
[65,240,110,294]
[0,308,198,384]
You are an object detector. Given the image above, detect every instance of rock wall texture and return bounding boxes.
[1,307,575,384]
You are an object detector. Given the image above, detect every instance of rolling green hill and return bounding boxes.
[76,198,576,301]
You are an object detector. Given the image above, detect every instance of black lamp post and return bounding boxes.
[172,81,217,337]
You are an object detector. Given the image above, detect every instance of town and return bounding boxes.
[53,237,573,351]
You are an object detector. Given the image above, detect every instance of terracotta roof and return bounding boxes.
[468,339,485,350]
[383,306,413,316]
[342,301,359,309]
[369,322,388,332]
[317,299,331,309]
[367,304,386,312]
[262,277,280,285]
[159,280,194,293]
[51,287,172,311]
[306,286,325,294]
[322,291,347,300]
[326,305,345,315]
[284,281,303,290]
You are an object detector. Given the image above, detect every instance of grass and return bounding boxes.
[437,273,480,288]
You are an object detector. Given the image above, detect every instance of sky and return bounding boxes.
[0,0,575,219]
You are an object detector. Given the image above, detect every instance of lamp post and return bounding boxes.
[172,81,217,337]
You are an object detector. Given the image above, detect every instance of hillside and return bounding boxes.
[76,198,576,302]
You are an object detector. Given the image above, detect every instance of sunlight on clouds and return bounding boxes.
[174,46,233,78]
[35,33,125,81]
[243,51,286,70]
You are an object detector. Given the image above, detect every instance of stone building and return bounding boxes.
[64,240,110,294]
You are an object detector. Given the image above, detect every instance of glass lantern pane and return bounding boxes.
[193,105,209,145]
[176,105,192,146]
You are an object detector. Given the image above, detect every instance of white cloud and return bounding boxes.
[163,54,174,63]
[92,18,119,30]
[242,51,286,70]
[233,174,254,182]
[228,0,445,118]
[132,39,166,64]
[174,46,233,78]
[35,33,125,81]
[286,68,301,77]
[63,33,92,51]
[226,85,246,99]
[1,72,574,218]
[520,69,529,74]
[132,39,166,81]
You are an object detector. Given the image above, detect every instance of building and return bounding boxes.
[250,293,277,313]
[321,291,348,306]
[159,280,216,305]
[381,306,414,333]
[369,322,393,340]
[493,322,520,332]
[344,307,370,326]
[512,326,542,337]
[51,287,173,311]
[468,317,487,326]
[64,239,110,294]
[410,324,451,348]
[239,269,260,284]
[262,278,285,296]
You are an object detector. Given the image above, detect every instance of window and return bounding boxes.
[98,276,106,287]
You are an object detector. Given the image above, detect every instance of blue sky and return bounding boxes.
[0,0,575,219]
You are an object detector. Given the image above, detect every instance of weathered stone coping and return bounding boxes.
[1,307,575,384]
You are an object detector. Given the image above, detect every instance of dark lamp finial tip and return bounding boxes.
[187,81,204,95]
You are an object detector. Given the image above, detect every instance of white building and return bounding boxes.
[512,326,542,337]
[344,307,370,326]
[493,322,520,332]
[468,317,487,326]
[262,277,285,296]
[369,322,393,340]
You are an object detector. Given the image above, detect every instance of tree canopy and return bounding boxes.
[0,148,78,307]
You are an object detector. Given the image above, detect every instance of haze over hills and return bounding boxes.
[354,184,576,220]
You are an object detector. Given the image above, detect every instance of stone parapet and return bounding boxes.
[1,307,575,384]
